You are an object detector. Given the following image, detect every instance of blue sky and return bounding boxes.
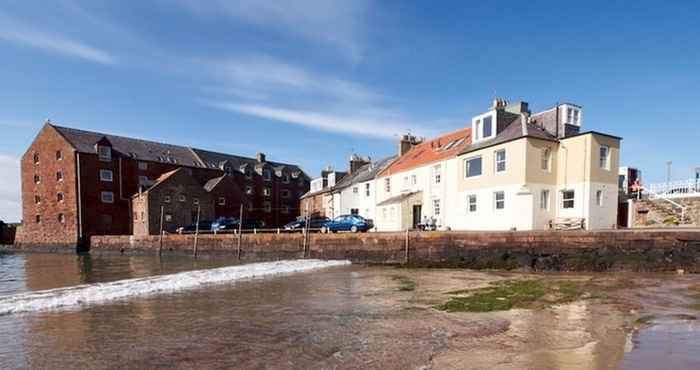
[1,1,699,222]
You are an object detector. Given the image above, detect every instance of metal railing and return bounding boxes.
[646,179,700,199]
[639,185,687,223]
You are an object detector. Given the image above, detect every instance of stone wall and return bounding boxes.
[632,197,700,227]
[90,230,700,272]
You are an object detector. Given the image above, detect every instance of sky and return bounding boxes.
[1,1,699,222]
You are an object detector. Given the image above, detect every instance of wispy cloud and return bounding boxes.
[174,0,370,61]
[0,155,21,223]
[202,101,434,139]
[0,12,117,66]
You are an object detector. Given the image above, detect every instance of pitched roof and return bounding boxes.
[377,191,421,206]
[50,124,308,178]
[379,128,471,177]
[458,115,556,156]
[332,155,396,191]
[132,169,181,197]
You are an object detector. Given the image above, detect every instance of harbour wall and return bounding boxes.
[88,230,700,272]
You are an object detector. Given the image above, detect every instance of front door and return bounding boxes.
[412,205,422,229]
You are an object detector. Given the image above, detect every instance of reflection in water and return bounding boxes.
[619,318,700,370]
[1,253,700,370]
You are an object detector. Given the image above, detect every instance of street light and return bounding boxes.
[666,161,672,191]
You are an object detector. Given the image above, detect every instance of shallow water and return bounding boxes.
[1,253,699,369]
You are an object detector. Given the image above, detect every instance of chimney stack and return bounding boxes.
[349,154,370,174]
[256,152,266,163]
[399,134,421,156]
[505,101,529,115]
[491,98,508,110]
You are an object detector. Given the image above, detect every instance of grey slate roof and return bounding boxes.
[51,124,308,178]
[332,155,397,192]
[377,191,421,206]
[459,115,556,156]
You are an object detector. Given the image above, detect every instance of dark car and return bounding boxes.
[176,221,212,234]
[284,217,330,231]
[211,218,264,232]
[321,215,373,233]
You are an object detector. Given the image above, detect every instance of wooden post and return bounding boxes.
[302,203,310,258]
[193,204,201,258]
[158,206,164,256]
[237,204,243,260]
[404,229,410,265]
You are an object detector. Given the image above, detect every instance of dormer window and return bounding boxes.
[472,112,496,143]
[561,104,582,126]
[282,173,290,184]
[263,169,272,181]
[225,166,232,176]
[98,146,112,162]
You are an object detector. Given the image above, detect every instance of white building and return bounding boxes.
[329,155,396,222]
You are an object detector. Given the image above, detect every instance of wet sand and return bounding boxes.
[1,253,699,369]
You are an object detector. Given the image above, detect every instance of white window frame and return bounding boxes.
[56,170,64,182]
[495,149,506,173]
[218,197,226,206]
[596,190,604,206]
[193,198,200,206]
[433,199,441,217]
[540,190,550,210]
[98,146,112,162]
[561,190,575,209]
[245,186,253,195]
[599,145,610,170]
[164,195,171,204]
[178,195,186,203]
[433,165,442,184]
[468,194,477,213]
[99,169,113,182]
[541,148,551,172]
[494,191,505,210]
[464,156,483,178]
[263,187,272,197]
[101,191,114,204]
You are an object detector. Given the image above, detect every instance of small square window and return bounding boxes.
[56,151,63,161]
[218,197,226,206]
[33,153,40,165]
[562,190,575,209]
[101,191,114,203]
[100,169,113,182]
[138,162,148,170]
[468,195,477,213]
[98,146,112,162]
[494,191,505,210]
[34,195,41,204]
[57,193,64,202]
[465,156,482,178]
[165,214,173,222]
[34,175,40,184]
[56,171,64,182]
[58,213,65,223]
[495,150,506,173]
[35,215,41,223]
[163,195,171,204]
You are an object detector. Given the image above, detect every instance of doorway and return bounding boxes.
[412,204,422,230]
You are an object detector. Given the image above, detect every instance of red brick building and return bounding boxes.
[16,123,309,250]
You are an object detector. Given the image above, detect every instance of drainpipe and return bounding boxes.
[76,152,83,245]
[555,102,560,138]
[583,136,590,228]
[119,158,132,234]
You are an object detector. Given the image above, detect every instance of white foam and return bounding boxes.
[0,259,350,315]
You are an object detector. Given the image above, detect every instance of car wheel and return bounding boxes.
[321,227,328,234]
[350,225,358,233]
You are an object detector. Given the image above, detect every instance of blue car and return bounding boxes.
[321,215,373,233]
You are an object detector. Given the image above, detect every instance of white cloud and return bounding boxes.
[0,12,116,66]
[175,0,370,61]
[202,101,433,139]
[0,155,21,223]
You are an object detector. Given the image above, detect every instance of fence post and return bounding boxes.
[158,206,164,256]
[237,204,243,260]
[404,229,410,265]
[193,204,201,258]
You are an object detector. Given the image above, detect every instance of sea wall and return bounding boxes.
[90,230,700,272]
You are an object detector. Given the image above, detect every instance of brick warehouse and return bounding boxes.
[16,122,310,250]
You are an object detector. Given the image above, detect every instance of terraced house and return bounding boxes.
[16,123,309,249]
[375,99,621,232]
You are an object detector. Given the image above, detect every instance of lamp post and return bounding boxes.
[666,161,672,193]
[694,167,700,192]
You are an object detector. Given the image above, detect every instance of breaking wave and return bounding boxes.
[0,259,350,315]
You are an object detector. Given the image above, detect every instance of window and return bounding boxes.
[352,187,358,195]
[263,169,272,181]
[163,195,171,203]
[468,195,477,213]
[495,150,506,173]
[282,173,290,184]
[483,116,493,138]
[245,168,252,179]
[264,201,272,213]
[245,186,253,195]
[33,153,40,165]
[599,145,610,170]
[58,213,65,223]
[56,151,63,161]
[224,166,233,176]
[34,175,40,184]
[281,205,290,214]
[34,195,41,204]
[101,191,114,203]
[165,214,173,222]
[475,120,481,141]
[562,190,575,209]
[263,187,271,197]
[541,148,551,171]
[218,197,226,206]
[494,191,505,210]
[57,193,64,202]
[133,212,138,221]
[98,146,112,162]
[35,215,41,223]
[433,165,442,184]
[178,195,186,202]
[382,208,388,220]
[465,156,482,178]
[411,175,417,185]
[433,199,441,216]
[403,176,409,188]
[573,110,580,125]
[540,190,550,210]
[365,183,371,197]
[567,108,574,123]
[193,198,200,206]
[596,190,603,206]
[281,189,290,198]
[56,171,63,182]
[384,178,391,193]
[138,162,148,170]
[99,169,113,182]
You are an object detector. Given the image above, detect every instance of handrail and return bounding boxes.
[647,179,700,197]
[639,185,687,222]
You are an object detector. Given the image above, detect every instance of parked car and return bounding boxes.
[211,218,264,232]
[176,221,213,234]
[321,215,373,233]
[284,217,330,231]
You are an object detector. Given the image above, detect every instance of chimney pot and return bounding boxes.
[256,152,266,163]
